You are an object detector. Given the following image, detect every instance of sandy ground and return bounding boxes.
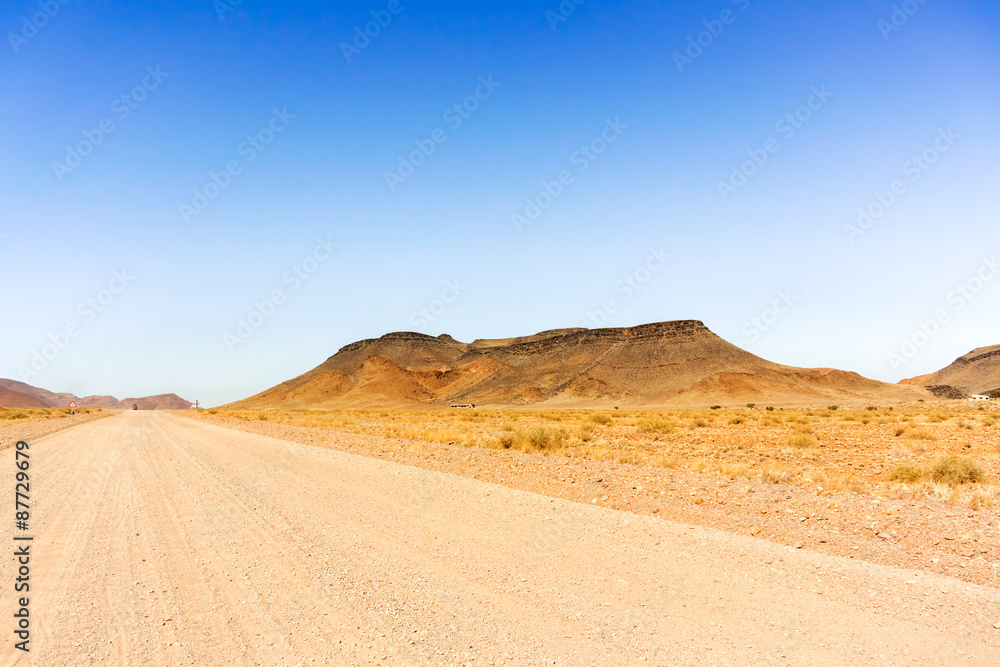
[3,411,1000,666]
[190,411,1000,590]
[0,410,111,453]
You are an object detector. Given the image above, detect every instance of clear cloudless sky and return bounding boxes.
[1,0,998,406]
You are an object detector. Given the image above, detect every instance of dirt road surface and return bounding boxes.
[4,412,999,665]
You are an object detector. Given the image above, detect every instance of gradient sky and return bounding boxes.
[2,0,998,406]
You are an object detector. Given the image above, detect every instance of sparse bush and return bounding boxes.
[888,463,925,483]
[587,413,612,426]
[906,427,939,441]
[729,416,744,425]
[765,406,774,411]
[637,417,675,434]
[827,405,839,411]
[526,426,566,451]
[710,405,722,410]
[929,455,986,486]
[787,434,816,448]
[746,403,756,409]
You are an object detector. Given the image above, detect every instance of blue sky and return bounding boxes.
[1,0,998,406]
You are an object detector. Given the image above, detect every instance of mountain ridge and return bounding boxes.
[227,320,929,408]
[0,379,193,410]
[899,344,1000,395]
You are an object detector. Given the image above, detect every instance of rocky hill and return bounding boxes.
[899,345,1000,396]
[0,379,192,410]
[228,320,928,408]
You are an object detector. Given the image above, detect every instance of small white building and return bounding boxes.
[970,394,990,401]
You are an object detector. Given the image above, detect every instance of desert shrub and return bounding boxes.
[710,405,722,410]
[761,466,792,484]
[637,417,675,434]
[787,434,816,448]
[587,413,612,425]
[746,403,756,409]
[906,427,939,441]
[526,426,566,450]
[888,463,925,483]
[729,416,744,425]
[827,405,839,411]
[929,455,987,486]
[207,408,219,414]
[765,406,774,411]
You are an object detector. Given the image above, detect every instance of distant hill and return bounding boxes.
[0,379,192,410]
[900,345,1000,396]
[227,320,929,409]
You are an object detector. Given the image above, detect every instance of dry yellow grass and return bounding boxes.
[207,403,1000,506]
[0,406,99,421]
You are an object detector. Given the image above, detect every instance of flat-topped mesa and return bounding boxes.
[583,320,710,340]
[954,346,1000,366]
[334,331,451,355]
[230,318,930,409]
[899,343,1000,395]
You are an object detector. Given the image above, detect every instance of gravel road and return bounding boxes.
[4,412,998,666]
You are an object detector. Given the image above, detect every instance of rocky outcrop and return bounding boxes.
[900,345,1000,395]
[228,320,928,408]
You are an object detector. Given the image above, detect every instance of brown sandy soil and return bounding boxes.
[183,407,1000,589]
[0,409,113,452]
[5,411,1000,666]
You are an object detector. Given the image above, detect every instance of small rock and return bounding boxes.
[877,532,891,540]
[794,542,804,549]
